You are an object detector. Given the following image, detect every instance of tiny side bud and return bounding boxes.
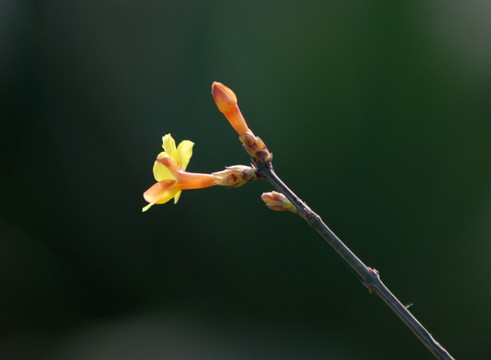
[261,191,297,213]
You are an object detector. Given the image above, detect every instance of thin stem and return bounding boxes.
[255,160,454,360]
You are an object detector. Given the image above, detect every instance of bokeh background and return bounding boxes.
[1,1,490,359]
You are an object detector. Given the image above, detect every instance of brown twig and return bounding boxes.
[254,159,454,360]
[211,80,454,359]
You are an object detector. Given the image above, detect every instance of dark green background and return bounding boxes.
[2,1,490,359]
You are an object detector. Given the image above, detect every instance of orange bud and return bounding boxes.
[211,82,250,135]
[211,81,237,112]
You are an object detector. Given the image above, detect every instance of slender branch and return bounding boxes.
[211,80,453,358]
[254,160,454,360]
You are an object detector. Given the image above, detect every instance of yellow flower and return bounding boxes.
[142,134,217,212]
[153,133,194,203]
[142,134,260,212]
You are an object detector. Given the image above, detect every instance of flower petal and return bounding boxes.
[143,180,178,205]
[162,134,177,160]
[157,156,180,175]
[142,203,154,212]
[173,190,182,204]
[176,140,194,170]
[153,155,175,181]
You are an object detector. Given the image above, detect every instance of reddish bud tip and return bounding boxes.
[212,82,237,112]
[211,81,250,135]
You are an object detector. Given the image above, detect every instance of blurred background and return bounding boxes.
[1,1,490,359]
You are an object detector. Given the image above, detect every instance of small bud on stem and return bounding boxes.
[261,191,297,213]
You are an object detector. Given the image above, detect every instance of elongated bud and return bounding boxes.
[212,82,250,135]
[261,191,297,213]
[212,81,273,164]
[213,165,257,187]
[211,82,237,112]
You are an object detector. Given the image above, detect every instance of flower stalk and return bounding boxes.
[143,82,455,360]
